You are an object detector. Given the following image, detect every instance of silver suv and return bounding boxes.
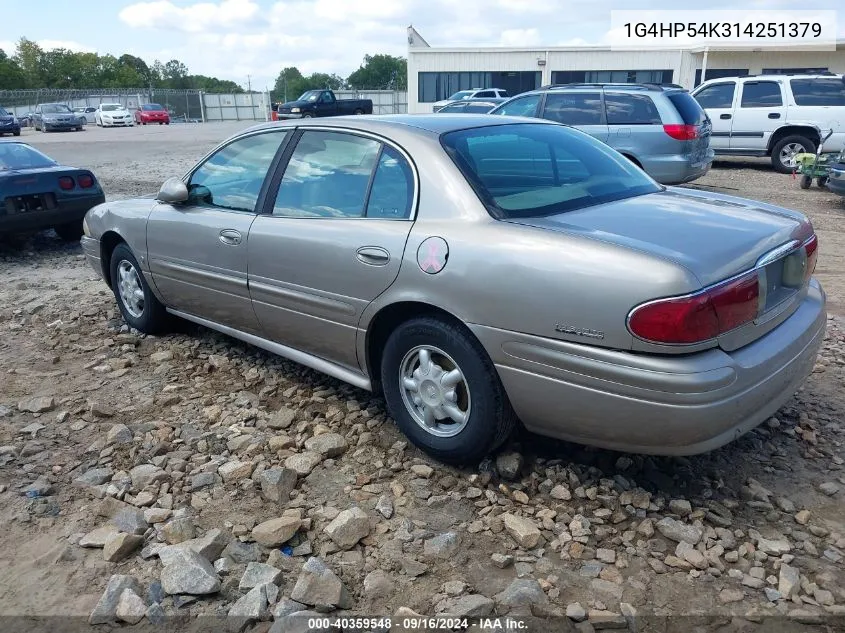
[490,83,714,185]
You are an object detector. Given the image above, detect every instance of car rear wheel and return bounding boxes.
[54,222,84,241]
[772,135,815,173]
[13,130,20,137]
[353,109,364,115]
[110,243,170,334]
[302,113,314,118]
[380,317,517,464]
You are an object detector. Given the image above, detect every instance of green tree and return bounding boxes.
[13,38,44,88]
[273,66,305,102]
[347,54,407,90]
[0,48,25,89]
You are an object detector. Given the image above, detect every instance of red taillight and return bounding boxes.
[663,124,699,141]
[629,271,759,345]
[804,234,818,282]
[58,176,75,190]
[78,174,94,188]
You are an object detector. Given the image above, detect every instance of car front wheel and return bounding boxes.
[772,135,815,173]
[380,317,517,464]
[109,243,170,334]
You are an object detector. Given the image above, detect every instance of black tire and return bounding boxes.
[353,109,364,115]
[818,176,829,188]
[109,243,170,334]
[800,175,812,189]
[13,130,20,136]
[302,113,314,119]
[771,135,815,173]
[380,317,517,464]
[54,222,84,241]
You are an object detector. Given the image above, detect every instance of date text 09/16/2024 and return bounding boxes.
[304,617,531,630]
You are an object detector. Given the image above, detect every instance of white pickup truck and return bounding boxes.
[692,74,845,172]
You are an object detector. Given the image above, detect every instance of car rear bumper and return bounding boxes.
[43,122,78,130]
[0,194,106,233]
[469,279,826,455]
[828,164,845,195]
[642,149,715,184]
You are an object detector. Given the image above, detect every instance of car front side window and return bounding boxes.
[491,94,541,117]
[186,131,288,213]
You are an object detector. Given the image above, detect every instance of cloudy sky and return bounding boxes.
[1,0,842,89]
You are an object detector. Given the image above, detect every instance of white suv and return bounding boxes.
[692,74,845,172]
[433,88,509,112]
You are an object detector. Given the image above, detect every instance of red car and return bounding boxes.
[134,103,170,125]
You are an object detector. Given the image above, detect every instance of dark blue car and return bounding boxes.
[0,106,21,136]
[0,142,105,240]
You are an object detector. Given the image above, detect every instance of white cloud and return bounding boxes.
[0,39,96,54]
[119,0,261,33]
[499,28,541,46]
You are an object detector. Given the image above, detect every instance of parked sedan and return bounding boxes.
[135,103,171,125]
[95,103,134,127]
[0,106,21,136]
[33,103,82,132]
[0,142,105,240]
[81,115,825,463]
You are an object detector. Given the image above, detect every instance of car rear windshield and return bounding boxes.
[143,103,164,110]
[666,91,708,125]
[441,123,661,219]
[0,143,56,170]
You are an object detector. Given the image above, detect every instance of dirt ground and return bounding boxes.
[0,123,844,632]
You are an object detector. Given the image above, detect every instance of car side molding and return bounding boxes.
[167,309,373,391]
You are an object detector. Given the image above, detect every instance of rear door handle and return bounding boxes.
[720,114,732,120]
[356,246,390,266]
[768,112,781,119]
[219,229,242,245]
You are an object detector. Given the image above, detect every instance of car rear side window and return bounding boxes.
[542,93,603,126]
[441,123,661,219]
[365,146,414,219]
[790,78,845,106]
[187,131,288,213]
[694,83,735,109]
[740,81,783,107]
[274,131,381,218]
[604,93,662,125]
[666,92,708,125]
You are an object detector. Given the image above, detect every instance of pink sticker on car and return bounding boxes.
[417,237,449,274]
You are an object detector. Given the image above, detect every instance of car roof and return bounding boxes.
[698,73,844,85]
[246,114,557,137]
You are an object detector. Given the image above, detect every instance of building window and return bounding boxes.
[763,67,828,75]
[418,71,539,102]
[694,68,748,87]
[551,70,673,85]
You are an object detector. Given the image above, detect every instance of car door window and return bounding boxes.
[542,93,603,125]
[186,131,287,213]
[476,90,495,98]
[604,93,662,124]
[273,131,381,218]
[365,146,414,219]
[492,94,541,117]
[741,81,783,107]
[694,83,735,109]
[320,92,333,103]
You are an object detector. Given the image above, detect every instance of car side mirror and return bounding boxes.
[156,177,189,204]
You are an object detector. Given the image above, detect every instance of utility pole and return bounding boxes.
[247,74,252,92]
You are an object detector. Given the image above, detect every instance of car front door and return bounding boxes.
[692,81,736,151]
[314,91,336,116]
[247,129,416,370]
[146,130,289,334]
[730,80,785,151]
[33,105,42,128]
[540,92,609,142]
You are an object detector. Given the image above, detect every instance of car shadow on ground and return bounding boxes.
[0,229,81,259]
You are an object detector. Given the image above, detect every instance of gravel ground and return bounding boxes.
[1,124,844,632]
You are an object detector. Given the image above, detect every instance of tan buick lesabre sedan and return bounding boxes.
[80,115,826,464]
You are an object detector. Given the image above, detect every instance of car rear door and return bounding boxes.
[602,91,664,162]
[730,79,785,151]
[692,81,737,150]
[539,92,609,142]
[146,130,289,334]
[247,128,416,371]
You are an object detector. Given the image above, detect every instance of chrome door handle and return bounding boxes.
[356,246,390,266]
[219,229,242,245]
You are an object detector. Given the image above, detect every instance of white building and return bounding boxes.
[406,26,845,113]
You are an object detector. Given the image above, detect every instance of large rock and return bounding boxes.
[495,451,524,480]
[106,424,133,445]
[260,467,298,503]
[160,549,221,595]
[74,467,113,488]
[656,517,702,545]
[439,594,495,618]
[494,579,549,608]
[305,433,348,457]
[239,562,283,591]
[424,532,462,559]
[267,407,296,429]
[218,460,255,483]
[103,533,143,562]
[227,583,272,632]
[80,525,120,548]
[253,516,300,547]
[269,610,328,633]
[115,588,147,625]
[110,507,148,535]
[501,513,541,549]
[363,570,394,599]
[89,575,143,625]
[284,452,322,476]
[129,464,168,490]
[18,396,56,413]
[290,557,353,610]
[779,563,801,599]
[160,516,196,544]
[324,508,370,549]
[159,528,231,564]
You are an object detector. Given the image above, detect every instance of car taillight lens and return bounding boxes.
[58,176,75,190]
[663,124,699,141]
[628,271,760,345]
[78,174,94,188]
[804,234,818,283]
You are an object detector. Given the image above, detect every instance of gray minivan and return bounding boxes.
[490,84,714,185]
